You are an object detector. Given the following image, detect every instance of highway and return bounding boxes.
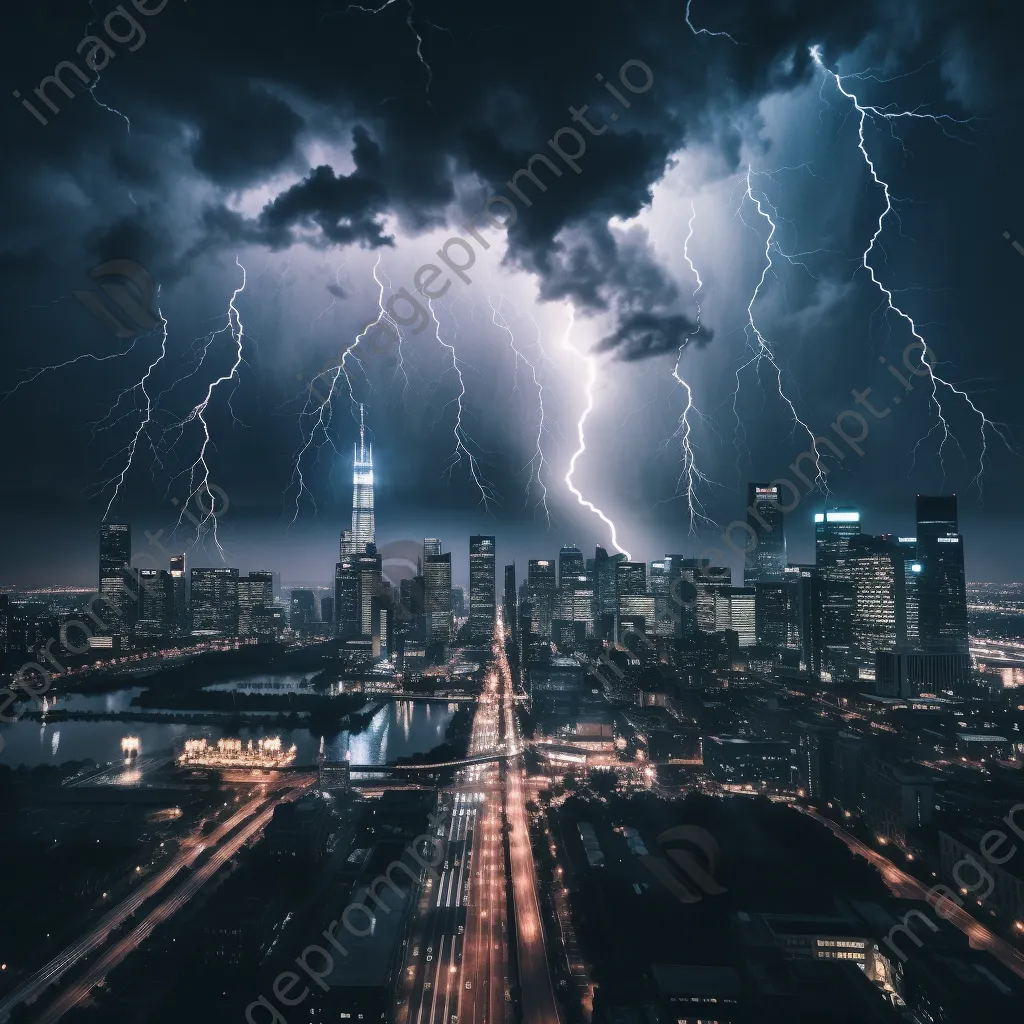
[395,676,509,1024]
[495,618,562,1024]
[798,806,1024,979]
[0,774,314,1022]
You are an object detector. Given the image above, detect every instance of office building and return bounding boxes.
[451,586,466,618]
[468,535,497,643]
[320,596,334,625]
[170,553,187,634]
[528,559,556,639]
[340,404,375,560]
[754,579,800,651]
[848,535,906,675]
[690,562,731,634]
[238,571,273,636]
[915,495,968,654]
[190,567,240,636]
[98,522,133,631]
[787,565,823,678]
[503,564,516,626]
[815,508,861,569]
[745,482,786,583]
[290,589,318,631]
[423,537,442,560]
[356,546,383,639]
[556,545,585,620]
[715,587,756,647]
[593,546,626,638]
[335,560,361,639]
[135,569,173,638]
[424,552,452,642]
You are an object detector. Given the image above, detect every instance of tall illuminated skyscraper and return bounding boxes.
[916,495,968,655]
[745,483,786,583]
[99,523,133,632]
[469,535,496,643]
[341,404,375,560]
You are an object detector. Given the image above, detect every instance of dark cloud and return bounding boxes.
[596,311,705,362]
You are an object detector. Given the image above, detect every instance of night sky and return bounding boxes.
[2,0,1022,587]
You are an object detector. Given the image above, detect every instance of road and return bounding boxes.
[495,618,562,1024]
[0,774,313,1022]
[799,806,1024,979]
[395,676,509,1024]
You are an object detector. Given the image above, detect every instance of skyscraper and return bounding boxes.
[170,553,187,634]
[238,571,273,636]
[290,589,318,631]
[424,552,452,642]
[98,523,133,631]
[915,495,968,654]
[423,537,442,560]
[593,547,626,638]
[847,535,906,674]
[335,560,361,639]
[745,483,786,583]
[340,404,375,560]
[469,535,497,643]
[190,567,239,636]
[356,545,383,639]
[503,564,516,627]
[715,587,756,647]
[815,508,862,680]
[135,569,173,638]
[527,559,556,639]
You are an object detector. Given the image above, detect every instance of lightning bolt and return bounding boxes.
[287,254,397,521]
[99,305,170,517]
[427,299,497,510]
[561,307,632,559]
[811,45,1014,491]
[733,167,830,492]
[666,201,718,531]
[488,296,552,525]
[342,0,441,107]
[170,257,247,553]
[85,0,132,134]
[685,0,738,43]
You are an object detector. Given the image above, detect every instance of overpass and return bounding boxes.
[330,751,512,773]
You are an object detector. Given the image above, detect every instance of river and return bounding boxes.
[0,672,455,768]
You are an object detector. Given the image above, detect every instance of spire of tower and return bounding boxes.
[359,403,366,461]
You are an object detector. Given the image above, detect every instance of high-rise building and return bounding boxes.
[356,546,383,639]
[423,537,442,560]
[687,562,731,634]
[238,571,273,636]
[745,483,787,583]
[335,560,361,639]
[99,523,133,632]
[847,535,906,675]
[556,545,585,620]
[503,564,516,627]
[190,567,239,636]
[135,569,173,638]
[915,495,968,655]
[715,587,756,647]
[754,579,800,651]
[528,559,556,639]
[815,508,862,680]
[399,575,425,640]
[815,508,861,569]
[290,590,318,630]
[469,535,497,643]
[895,536,921,649]
[340,404,375,560]
[424,552,452,642]
[786,565,823,678]
[452,586,466,618]
[320,596,334,625]
[593,547,626,638]
[169,553,187,634]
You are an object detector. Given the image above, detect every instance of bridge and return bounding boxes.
[308,751,512,774]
